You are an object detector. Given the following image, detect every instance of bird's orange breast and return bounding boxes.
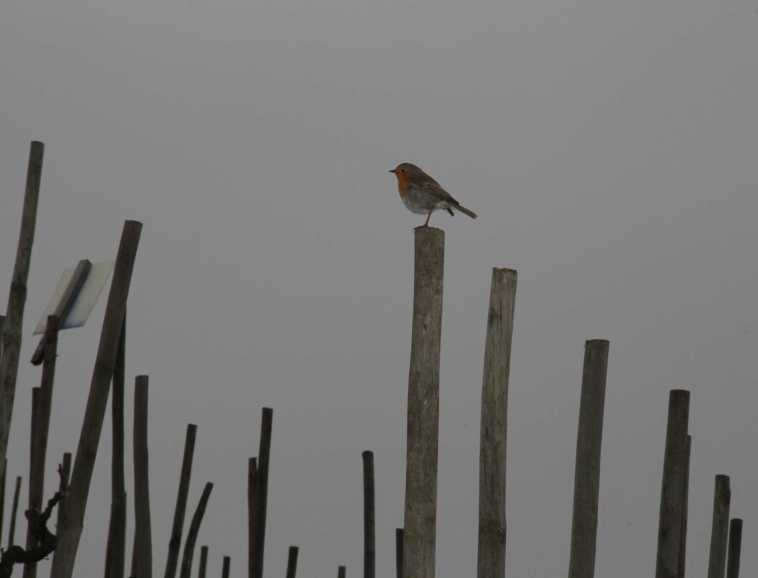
[395,172,411,197]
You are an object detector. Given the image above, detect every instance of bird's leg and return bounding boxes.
[424,209,432,227]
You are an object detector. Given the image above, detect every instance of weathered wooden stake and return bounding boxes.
[51,220,142,578]
[725,519,742,578]
[8,475,22,548]
[338,565,346,578]
[678,435,691,578]
[0,141,45,482]
[362,451,375,578]
[165,424,198,578]
[105,319,127,578]
[403,226,444,578]
[134,375,153,578]
[567,339,609,578]
[285,547,298,578]
[477,268,517,578]
[221,556,230,578]
[655,389,690,578]
[248,458,257,578]
[24,316,59,578]
[707,475,731,578]
[57,453,72,537]
[395,528,404,578]
[199,546,209,578]
[0,457,6,545]
[179,482,214,578]
[254,408,273,578]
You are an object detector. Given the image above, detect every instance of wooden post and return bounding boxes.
[285,547,298,578]
[567,339,610,578]
[254,408,273,578]
[338,566,346,578]
[0,315,5,361]
[404,226,444,578]
[51,220,142,578]
[362,451,375,578]
[199,546,209,578]
[179,482,214,578]
[165,424,198,578]
[24,316,59,578]
[134,375,153,578]
[0,457,6,545]
[477,268,517,578]
[655,389,690,578]
[30,260,91,365]
[248,458,257,578]
[22,387,44,578]
[221,557,230,578]
[725,519,742,578]
[105,320,127,578]
[678,435,691,578]
[0,141,45,481]
[57,453,72,536]
[8,475,22,548]
[395,528,403,578]
[707,475,731,578]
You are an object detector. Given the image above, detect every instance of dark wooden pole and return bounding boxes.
[221,557,230,578]
[655,389,690,578]
[285,547,298,578]
[57,453,72,537]
[362,451,375,578]
[24,316,60,578]
[51,220,142,578]
[198,546,209,578]
[0,315,5,361]
[30,260,91,365]
[477,268,517,578]
[338,566,346,578]
[707,475,731,578]
[248,458,257,578]
[567,339,610,578]
[105,319,127,578]
[725,519,742,578]
[165,424,198,578]
[8,475,22,548]
[678,435,691,578]
[22,387,44,578]
[179,482,214,578]
[254,408,273,578]
[0,141,45,481]
[403,226,444,578]
[134,375,153,578]
[0,457,6,545]
[395,528,404,578]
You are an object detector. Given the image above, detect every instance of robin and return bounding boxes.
[389,162,478,227]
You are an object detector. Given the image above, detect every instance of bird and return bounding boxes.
[389,162,477,227]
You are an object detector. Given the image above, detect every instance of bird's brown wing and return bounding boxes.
[420,180,462,207]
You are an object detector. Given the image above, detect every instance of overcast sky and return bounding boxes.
[2,0,758,577]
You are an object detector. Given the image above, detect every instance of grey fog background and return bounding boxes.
[2,0,758,577]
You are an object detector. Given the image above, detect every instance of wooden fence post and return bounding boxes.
[248,458,256,578]
[285,547,298,578]
[179,482,214,578]
[50,220,142,578]
[395,529,403,578]
[0,141,45,480]
[707,475,731,578]
[165,424,198,578]
[725,519,742,578]
[567,339,610,578]
[362,451,375,578]
[199,546,209,578]
[254,408,273,578]
[477,268,517,578]
[221,557,230,578]
[655,389,690,578]
[403,226,444,578]
[7,475,21,548]
[134,375,153,578]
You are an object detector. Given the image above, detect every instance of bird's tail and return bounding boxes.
[454,203,478,219]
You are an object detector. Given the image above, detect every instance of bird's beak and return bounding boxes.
[389,169,396,174]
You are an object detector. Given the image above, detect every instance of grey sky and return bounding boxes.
[1,0,758,577]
